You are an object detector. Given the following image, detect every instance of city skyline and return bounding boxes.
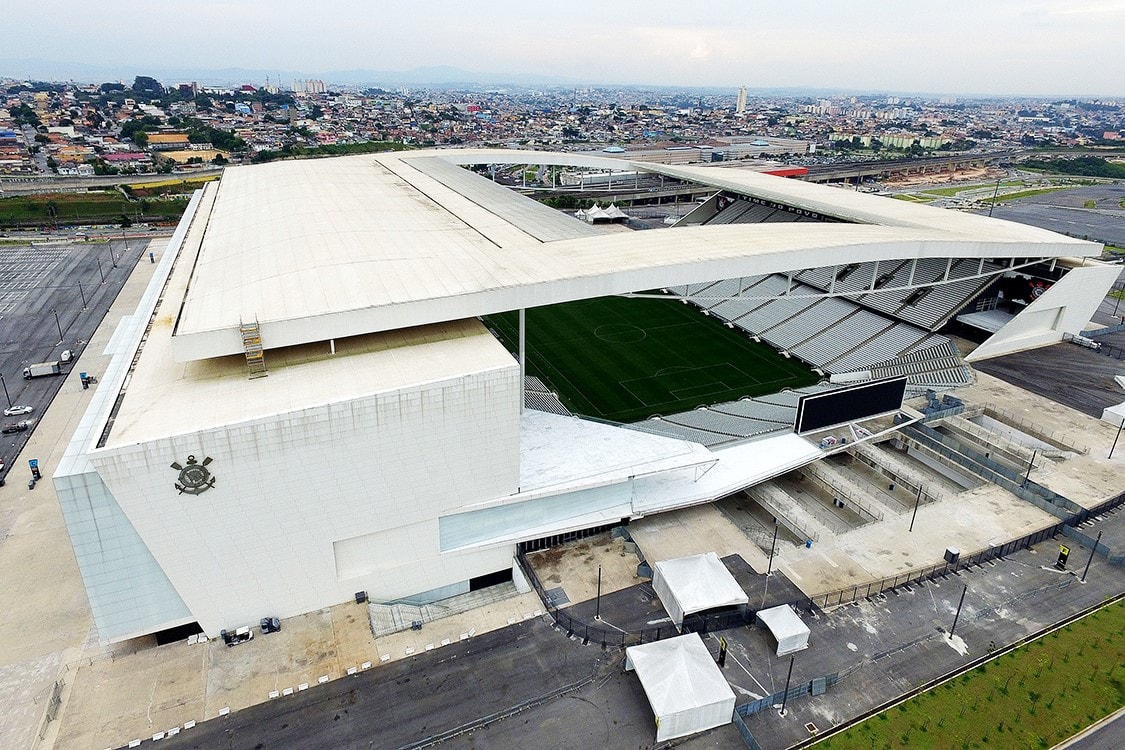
[3,0,1125,96]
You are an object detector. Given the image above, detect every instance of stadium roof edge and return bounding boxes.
[168,150,1103,363]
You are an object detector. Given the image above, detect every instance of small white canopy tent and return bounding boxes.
[756,604,811,656]
[625,632,736,742]
[652,552,749,629]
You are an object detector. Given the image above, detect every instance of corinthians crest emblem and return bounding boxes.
[170,455,216,495]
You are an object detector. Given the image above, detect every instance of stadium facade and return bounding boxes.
[53,149,1118,642]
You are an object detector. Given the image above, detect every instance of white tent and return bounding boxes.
[625,632,736,742]
[756,604,811,656]
[602,203,628,220]
[652,552,749,629]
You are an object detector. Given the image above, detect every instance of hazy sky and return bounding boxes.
[8,1,1125,95]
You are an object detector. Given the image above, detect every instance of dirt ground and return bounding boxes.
[883,165,996,188]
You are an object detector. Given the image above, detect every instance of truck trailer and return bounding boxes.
[22,361,62,379]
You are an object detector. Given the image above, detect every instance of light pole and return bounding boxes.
[909,485,923,532]
[1022,450,1037,487]
[988,178,1001,218]
[949,585,968,639]
[594,565,602,621]
[779,656,796,716]
[53,309,64,345]
[0,372,11,408]
[767,522,780,576]
[1081,531,1103,583]
[77,282,87,309]
[97,258,105,284]
[1110,419,1125,459]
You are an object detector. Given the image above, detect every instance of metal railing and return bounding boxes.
[978,404,1090,455]
[900,423,1082,518]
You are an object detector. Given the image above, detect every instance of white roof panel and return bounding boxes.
[170,149,1103,362]
[625,632,736,715]
[653,551,749,617]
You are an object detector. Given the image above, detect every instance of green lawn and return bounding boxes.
[0,191,189,228]
[485,295,818,422]
[983,186,1073,204]
[920,181,1025,198]
[814,599,1125,750]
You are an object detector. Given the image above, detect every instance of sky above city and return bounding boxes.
[7,0,1125,96]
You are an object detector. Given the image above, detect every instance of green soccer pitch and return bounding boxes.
[485,295,820,423]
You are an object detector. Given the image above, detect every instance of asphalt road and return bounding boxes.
[150,619,620,750]
[0,238,147,483]
[1063,712,1125,750]
[972,341,1125,419]
[983,183,1125,248]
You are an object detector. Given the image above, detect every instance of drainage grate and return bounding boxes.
[805,722,819,734]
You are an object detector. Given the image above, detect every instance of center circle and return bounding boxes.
[594,323,647,344]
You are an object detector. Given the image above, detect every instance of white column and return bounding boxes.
[519,308,526,414]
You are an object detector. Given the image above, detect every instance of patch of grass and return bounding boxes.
[1083,199,1097,209]
[124,175,218,191]
[813,600,1125,750]
[920,181,1025,198]
[0,191,189,228]
[983,186,1073,204]
[485,295,818,422]
[1120,197,1125,210]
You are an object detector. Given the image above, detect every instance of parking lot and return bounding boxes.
[0,238,146,484]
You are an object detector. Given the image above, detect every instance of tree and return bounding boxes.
[132,75,165,96]
[10,103,40,127]
[93,158,119,175]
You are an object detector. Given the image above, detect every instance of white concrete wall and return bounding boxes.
[966,263,1122,362]
[89,365,520,636]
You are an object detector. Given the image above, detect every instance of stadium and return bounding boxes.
[52,149,1118,643]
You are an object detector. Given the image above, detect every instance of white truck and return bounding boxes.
[22,361,62,379]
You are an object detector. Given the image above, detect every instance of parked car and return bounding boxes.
[1,421,29,434]
[3,405,33,416]
[220,626,254,647]
[260,616,281,634]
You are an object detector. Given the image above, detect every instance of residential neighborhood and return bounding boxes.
[2,75,1123,181]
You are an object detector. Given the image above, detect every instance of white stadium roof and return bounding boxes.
[169,149,1101,362]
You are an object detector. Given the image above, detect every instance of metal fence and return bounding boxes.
[1064,330,1125,360]
[731,711,764,750]
[736,673,839,718]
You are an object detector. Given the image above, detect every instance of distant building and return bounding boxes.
[147,132,191,151]
[292,79,326,95]
[735,86,747,115]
